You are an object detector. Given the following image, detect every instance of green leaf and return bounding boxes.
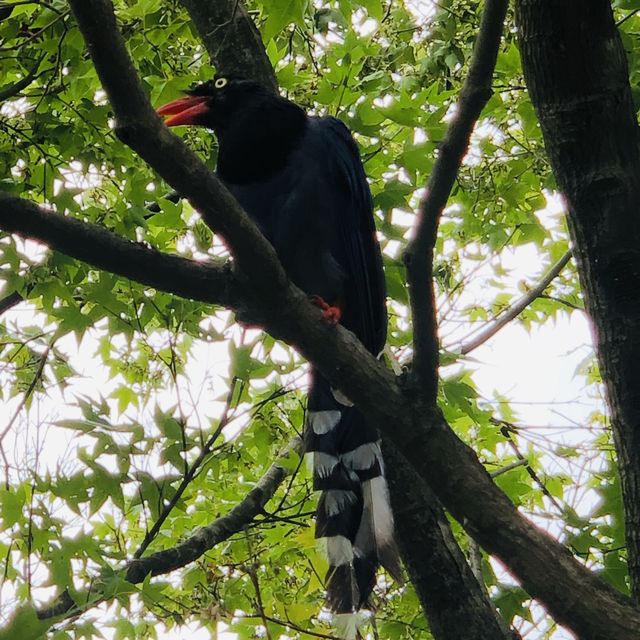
[0,486,25,527]
[262,0,307,41]
[0,605,50,640]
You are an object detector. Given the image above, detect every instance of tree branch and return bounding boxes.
[32,438,302,622]
[456,249,573,355]
[0,191,193,318]
[68,0,289,320]
[0,290,24,315]
[178,0,278,92]
[0,57,42,102]
[0,194,242,311]
[404,0,509,400]
[384,438,517,640]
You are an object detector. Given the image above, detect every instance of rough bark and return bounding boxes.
[384,440,517,640]
[0,194,241,310]
[516,0,640,600]
[178,0,278,92]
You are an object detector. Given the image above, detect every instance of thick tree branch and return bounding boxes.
[384,439,517,640]
[404,0,508,400]
[455,249,573,355]
[178,0,278,92]
[0,194,242,310]
[0,192,179,317]
[33,438,303,622]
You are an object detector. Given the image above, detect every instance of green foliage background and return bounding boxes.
[0,0,635,638]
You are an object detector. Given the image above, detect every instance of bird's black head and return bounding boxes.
[157,76,280,133]
[157,75,308,184]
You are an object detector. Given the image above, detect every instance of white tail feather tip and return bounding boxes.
[308,410,342,434]
[322,535,354,565]
[340,441,382,471]
[366,476,395,546]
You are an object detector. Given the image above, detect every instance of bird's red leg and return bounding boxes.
[309,295,342,325]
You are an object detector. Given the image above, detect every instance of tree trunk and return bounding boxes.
[384,440,518,640]
[178,0,278,92]
[516,0,640,599]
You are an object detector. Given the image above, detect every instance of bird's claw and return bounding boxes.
[309,295,341,325]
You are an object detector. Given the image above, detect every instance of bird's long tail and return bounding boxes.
[305,369,402,619]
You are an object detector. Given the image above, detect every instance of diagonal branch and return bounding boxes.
[404,0,509,400]
[0,290,24,315]
[32,438,303,623]
[383,438,517,640]
[455,249,573,355]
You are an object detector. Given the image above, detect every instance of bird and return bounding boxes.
[157,76,401,632]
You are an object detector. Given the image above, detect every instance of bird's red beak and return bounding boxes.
[157,95,210,126]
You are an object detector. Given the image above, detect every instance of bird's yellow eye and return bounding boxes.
[214,78,228,89]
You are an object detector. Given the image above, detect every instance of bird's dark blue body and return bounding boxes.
[158,78,399,622]
[226,116,387,354]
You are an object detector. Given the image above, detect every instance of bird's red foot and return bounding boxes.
[310,295,341,325]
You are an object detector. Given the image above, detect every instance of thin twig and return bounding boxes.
[133,379,239,558]
[238,613,342,640]
[0,9,69,52]
[453,249,573,355]
[490,458,528,478]
[492,418,564,514]
[0,1,63,15]
[0,345,50,445]
[245,533,274,640]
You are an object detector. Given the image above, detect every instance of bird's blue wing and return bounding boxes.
[317,116,387,355]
